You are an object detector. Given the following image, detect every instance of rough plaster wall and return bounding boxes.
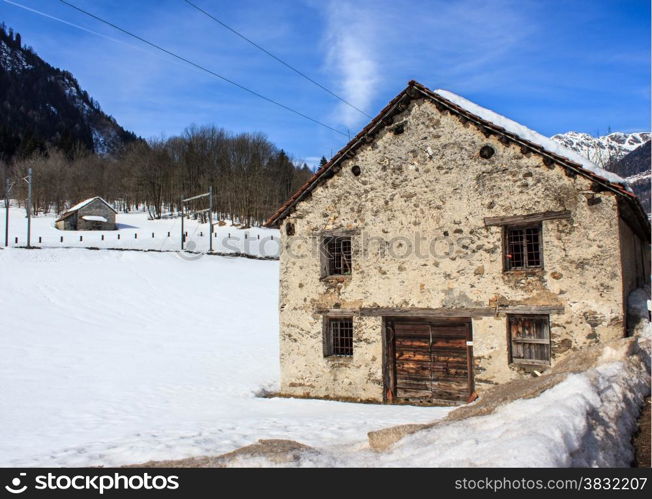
[278,98,627,402]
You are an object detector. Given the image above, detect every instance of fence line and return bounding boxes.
[6,230,279,259]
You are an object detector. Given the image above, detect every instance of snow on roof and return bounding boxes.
[81,215,108,222]
[65,196,116,214]
[433,89,628,186]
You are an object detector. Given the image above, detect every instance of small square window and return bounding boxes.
[504,224,542,270]
[321,236,352,276]
[324,318,353,356]
[508,315,550,365]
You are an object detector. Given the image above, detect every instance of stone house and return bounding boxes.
[55,196,117,231]
[264,81,650,405]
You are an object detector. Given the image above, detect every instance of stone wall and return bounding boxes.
[76,199,116,231]
[278,97,640,402]
[55,214,76,230]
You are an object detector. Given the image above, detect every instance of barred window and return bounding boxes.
[504,224,542,270]
[325,318,353,356]
[509,315,550,365]
[322,236,352,276]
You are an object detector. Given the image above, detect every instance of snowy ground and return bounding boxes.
[219,331,650,467]
[0,248,447,467]
[0,207,280,258]
[296,356,650,467]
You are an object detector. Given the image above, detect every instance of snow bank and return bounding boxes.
[227,336,649,467]
[362,357,648,467]
[434,90,628,186]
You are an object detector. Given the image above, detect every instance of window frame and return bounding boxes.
[323,317,354,357]
[503,222,543,271]
[507,314,551,366]
[320,235,352,277]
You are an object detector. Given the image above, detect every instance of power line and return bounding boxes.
[183,0,372,119]
[58,0,348,137]
[3,0,163,57]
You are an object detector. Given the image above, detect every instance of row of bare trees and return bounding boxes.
[2,126,313,226]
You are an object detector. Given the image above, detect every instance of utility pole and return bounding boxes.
[180,197,185,251]
[208,185,213,253]
[24,168,32,248]
[3,176,7,247]
[4,168,14,247]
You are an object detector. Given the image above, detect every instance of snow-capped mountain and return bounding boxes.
[0,24,138,160]
[551,131,650,168]
[551,131,650,215]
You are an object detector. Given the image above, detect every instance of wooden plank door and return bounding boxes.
[393,322,433,400]
[429,322,470,401]
[388,319,473,403]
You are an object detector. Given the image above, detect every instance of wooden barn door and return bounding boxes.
[386,319,473,404]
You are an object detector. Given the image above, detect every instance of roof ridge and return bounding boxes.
[264,81,648,232]
[63,196,117,215]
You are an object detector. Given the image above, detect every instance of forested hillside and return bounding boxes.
[0,24,138,160]
[1,25,313,225]
[7,126,312,225]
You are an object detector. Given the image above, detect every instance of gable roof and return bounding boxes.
[432,89,626,185]
[264,81,647,234]
[56,196,117,221]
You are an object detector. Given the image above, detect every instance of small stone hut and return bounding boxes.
[265,81,650,406]
[55,197,117,231]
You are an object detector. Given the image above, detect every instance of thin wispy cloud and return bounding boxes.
[321,0,379,130]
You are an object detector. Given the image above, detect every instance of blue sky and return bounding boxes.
[1,0,650,166]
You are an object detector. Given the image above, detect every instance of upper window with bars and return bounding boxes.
[504,224,543,271]
[321,236,352,276]
[324,317,353,357]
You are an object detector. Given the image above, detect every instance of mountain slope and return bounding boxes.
[0,24,138,161]
[551,131,650,168]
[609,141,651,214]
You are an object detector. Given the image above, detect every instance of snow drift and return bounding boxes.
[213,333,650,467]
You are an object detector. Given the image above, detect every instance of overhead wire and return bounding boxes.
[57,0,349,137]
[183,0,372,119]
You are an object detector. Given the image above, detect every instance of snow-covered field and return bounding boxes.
[0,207,279,258]
[0,248,446,467]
